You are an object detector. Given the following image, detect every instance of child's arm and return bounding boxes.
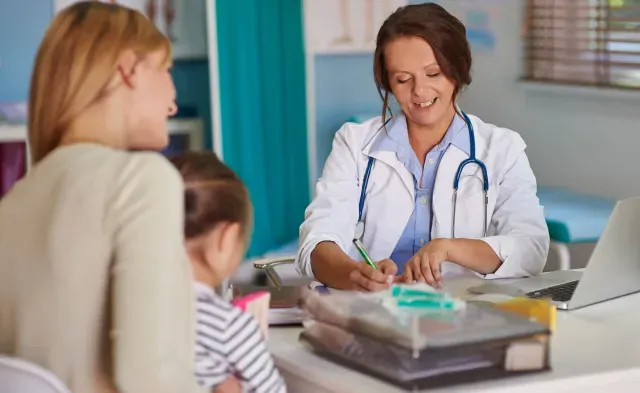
[194,343,231,389]
[223,310,287,393]
[212,376,242,393]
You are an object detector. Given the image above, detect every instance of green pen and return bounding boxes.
[353,238,378,270]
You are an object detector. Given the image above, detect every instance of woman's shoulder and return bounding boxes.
[108,149,184,202]
[39,144,184,208]
[39,143,179,178]
[116,149,181,181]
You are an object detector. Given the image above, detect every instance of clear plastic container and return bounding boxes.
[299,286,548,352]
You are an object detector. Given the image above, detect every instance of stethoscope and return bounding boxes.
[354,111,489,246]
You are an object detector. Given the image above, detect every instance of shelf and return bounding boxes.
[0,124,27,143]
[0,118,205,150]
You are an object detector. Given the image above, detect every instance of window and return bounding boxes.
[523,0,640,89]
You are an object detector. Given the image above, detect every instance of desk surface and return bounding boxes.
[267,276,640,392]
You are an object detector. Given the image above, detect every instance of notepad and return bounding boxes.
[232,284,307,326]
[232,291,270,337]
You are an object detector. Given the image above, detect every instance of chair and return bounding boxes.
[0,356,71,393]
[253,255,298,287]
[248,238,312,287]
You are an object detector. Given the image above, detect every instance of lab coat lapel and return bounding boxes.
[360,130,415,260]
[361,125,415,200]
[366,150,414,198]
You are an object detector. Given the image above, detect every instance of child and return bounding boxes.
[170,151,287,393]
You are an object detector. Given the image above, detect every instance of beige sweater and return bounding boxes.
[0,143,207,393]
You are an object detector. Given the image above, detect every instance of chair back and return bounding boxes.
[0,356,71,393]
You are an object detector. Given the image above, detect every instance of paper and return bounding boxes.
[431,0,502,53]
[304,0,408,54]
[464,9,496,53]
[268,307,305,326]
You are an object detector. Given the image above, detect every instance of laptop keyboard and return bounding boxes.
[526,280,579,303]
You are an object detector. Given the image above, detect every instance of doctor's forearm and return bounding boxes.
[445,239,502,275]
[310,242,358,290]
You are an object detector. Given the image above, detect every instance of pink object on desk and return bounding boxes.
[232,291,271,338]
[0,142,26,198]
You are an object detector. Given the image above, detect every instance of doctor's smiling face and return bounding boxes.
[384,36,456,131]
[374,3,472,133]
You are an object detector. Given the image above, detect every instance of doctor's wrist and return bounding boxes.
[431,238,454,259]
[310,241,358,289]
[440,238,501,274]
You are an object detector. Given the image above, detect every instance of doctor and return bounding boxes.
[295,3,549,291]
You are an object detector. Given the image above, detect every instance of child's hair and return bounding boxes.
[29,1,171,163]
[170,151,252,241]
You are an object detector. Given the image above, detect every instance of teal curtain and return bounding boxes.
[216,0,309,257]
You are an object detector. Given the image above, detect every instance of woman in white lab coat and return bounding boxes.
[295,3,549,291]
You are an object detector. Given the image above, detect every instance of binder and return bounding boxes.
[297,289,551,390]
[299,321,550,390]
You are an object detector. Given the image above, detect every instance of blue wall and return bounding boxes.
[314,53,379,175]
[0,0,52,102]
[0,0,212,149]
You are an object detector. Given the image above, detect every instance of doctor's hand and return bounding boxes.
[401,239,451,288]
[349,259,397,292]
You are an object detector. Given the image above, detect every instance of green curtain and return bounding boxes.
[215,0,309,257]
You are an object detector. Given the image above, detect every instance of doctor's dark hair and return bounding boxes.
[374,3,472,124]
[169,151,252,241]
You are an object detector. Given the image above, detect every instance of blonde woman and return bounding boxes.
[0,2,236,393]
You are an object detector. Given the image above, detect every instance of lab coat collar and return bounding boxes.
[361,117,414,196]
[363,113,471,157]
[361,113,473,196]
[382,114,471,155]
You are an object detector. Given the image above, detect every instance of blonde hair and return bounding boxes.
[28,1,171,163]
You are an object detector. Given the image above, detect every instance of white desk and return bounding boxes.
[267,276,640,392]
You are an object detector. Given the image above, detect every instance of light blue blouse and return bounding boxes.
[374,114,470,274]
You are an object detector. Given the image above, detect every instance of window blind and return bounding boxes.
[523,0,640,89]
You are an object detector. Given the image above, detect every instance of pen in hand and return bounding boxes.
[353,238,378,271]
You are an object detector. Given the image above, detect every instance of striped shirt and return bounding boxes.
[194,282,286,393]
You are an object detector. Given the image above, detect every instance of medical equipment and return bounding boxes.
[386,283,464,312]
[356,111,489,241]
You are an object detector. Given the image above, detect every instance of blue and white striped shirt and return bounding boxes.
[193,282,286,393]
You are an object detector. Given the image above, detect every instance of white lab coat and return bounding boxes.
[295,113,550,280]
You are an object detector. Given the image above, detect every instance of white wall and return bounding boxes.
[447,1,640,200]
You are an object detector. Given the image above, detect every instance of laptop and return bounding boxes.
[469,197,640,310]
